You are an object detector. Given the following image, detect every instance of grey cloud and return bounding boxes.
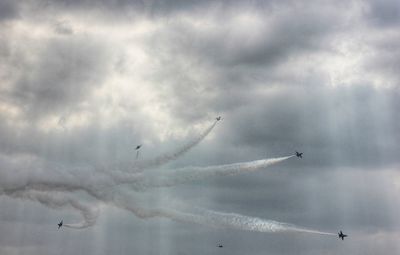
[217,11,338,67]
[0,0,19,22]
[0,117,153,166]
[365,0,400,27]
[136,2,354,123]
[203,166,400,230]
[364,33,400,84]
[5,36,111,119]
[144,4,342,68]
[148,81,399,169]
[213,85,400,168]
[53,20,74,35]
[1,1,400,255]
[24,0,217,20]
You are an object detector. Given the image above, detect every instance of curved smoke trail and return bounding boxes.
[0,119,335,236]
[0,154,334,235]
[3,189,99,229]
[131,120,219,171]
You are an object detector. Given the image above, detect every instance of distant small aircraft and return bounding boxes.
[338,231,347,240]
[217,244,223,248]
[216,116,222,121]
[295,151,303,158]
[135,145,142,159]
[58,220,63,229]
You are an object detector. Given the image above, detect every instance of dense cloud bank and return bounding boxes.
[1,0,399,254]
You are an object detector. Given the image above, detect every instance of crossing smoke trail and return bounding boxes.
[0,154,301,231]
[0,152,309,233]
[0,156,293,204]
[4,182,334,235]
[0,119,335,236]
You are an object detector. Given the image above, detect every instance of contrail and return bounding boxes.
[135,156,294,190]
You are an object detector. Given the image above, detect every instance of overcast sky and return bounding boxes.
[0,0,399,254]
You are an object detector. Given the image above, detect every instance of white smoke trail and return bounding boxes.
[4,189,99,229]
[131,120,219,171]
[0,137,334,237]
[0,154,335,236]
[0,155,293,196]
[194,209,336,236]
[63,201,99,229]
[108,189,335,236]
[0,154,143,198]
[135,156,294,190]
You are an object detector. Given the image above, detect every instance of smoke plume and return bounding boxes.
[0,119,334,237]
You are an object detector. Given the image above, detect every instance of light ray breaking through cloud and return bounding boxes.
[0,121,332,236]
[1,1,399,254]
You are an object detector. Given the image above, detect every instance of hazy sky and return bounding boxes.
[0,0,399,254]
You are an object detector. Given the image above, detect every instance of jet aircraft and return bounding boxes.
[135,145,142,150]
[216,116,222,121]
[295,151,303,158]
[58,220,63,229]
[338,231,347,240]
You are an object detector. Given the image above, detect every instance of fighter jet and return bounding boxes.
[58,220,63,229]
[216,116,222,121]
[295,151,303,158]
[135,145,142,159]
[217,244,223,248]
[338,231,347,240]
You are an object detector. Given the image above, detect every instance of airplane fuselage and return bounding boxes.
[338,231,347,240]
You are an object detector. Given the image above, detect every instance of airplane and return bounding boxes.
[58,220,63,229]
[295,151,303,158]
[338,231,347,240]
[135,145,142,150]
[217,244,223,248]
[216,116,222,121]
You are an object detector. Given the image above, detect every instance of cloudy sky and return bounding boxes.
[0,0,399,254]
